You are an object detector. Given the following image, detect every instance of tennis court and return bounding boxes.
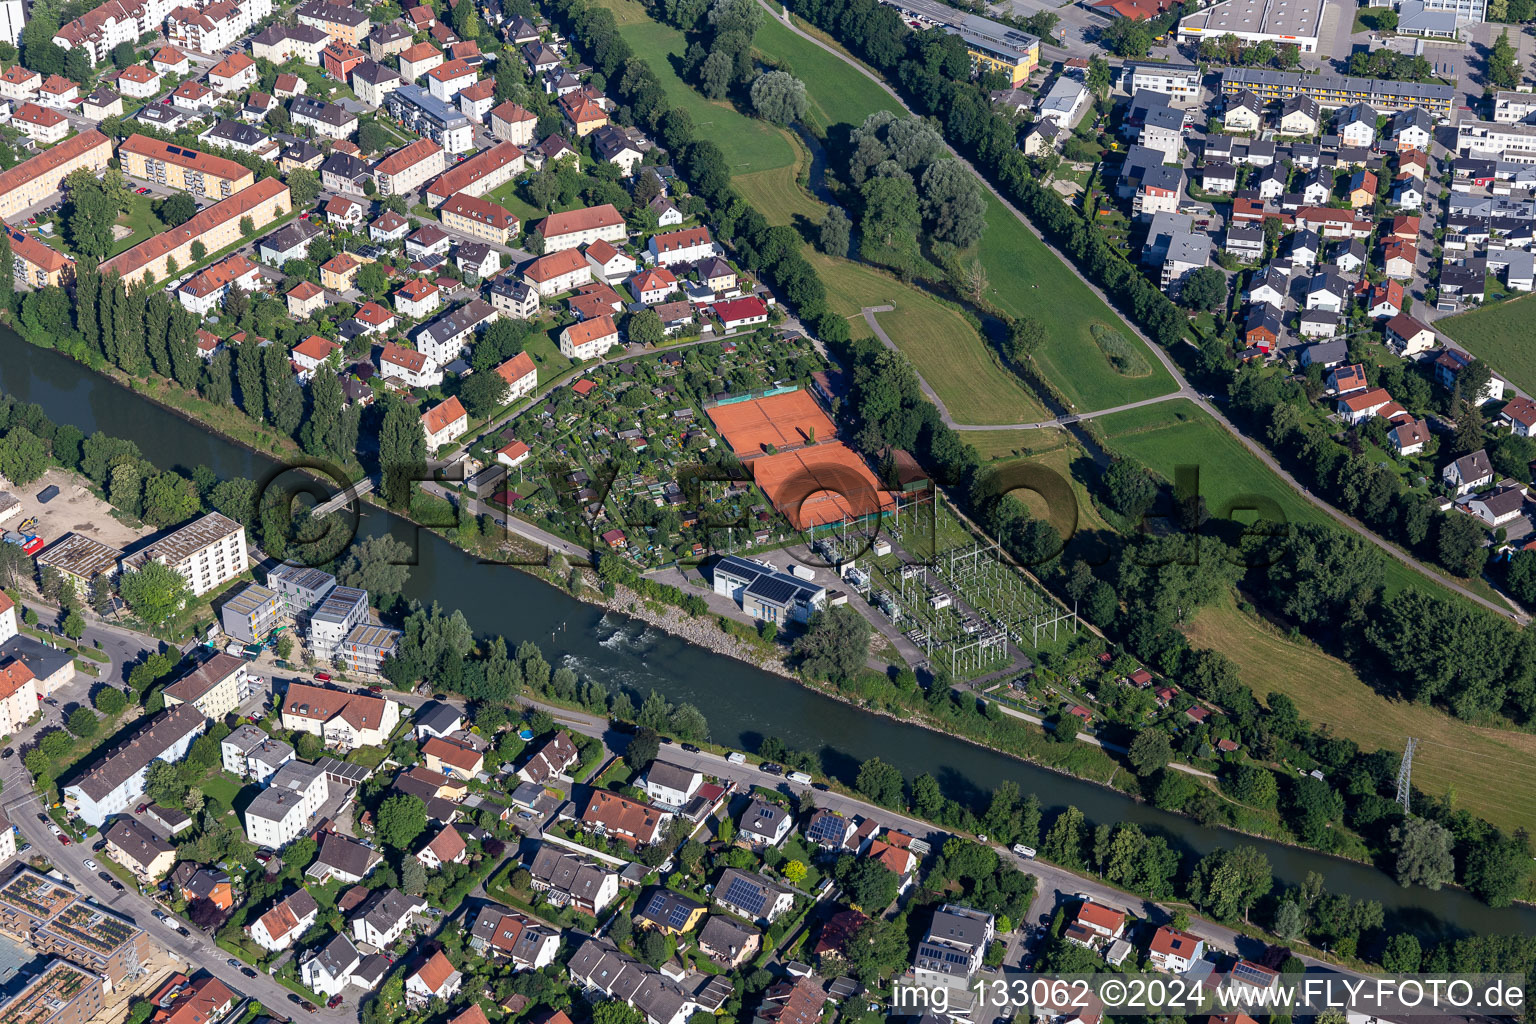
[705,389,838,456]
[752,443,895,530]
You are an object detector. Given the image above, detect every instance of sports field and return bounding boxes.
[1186,595,1536,833]
[591,0,796,173]
[1438,294,1536,396]
[967,191,1176,411]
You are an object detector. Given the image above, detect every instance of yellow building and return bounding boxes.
[100,178,290,286]
[439,192,519,244]
[633,890,706,936]
[956,15,1039,86]
[320,253,360,291]
[6,226,74,288]
[117,134,254,201]
[0,130,111,220]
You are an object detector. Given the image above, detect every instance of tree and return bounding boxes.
[818,206,851,257]
[336,535,413,601]
[401,856,427,896]
[64,169,131,261]
[459,370,509,419]
[1181,267,1228,311]
[920,161,986,247]
[626,726,661,769]
[793,605,871,685]
[698,49,732,98]
[1127,729,1173,776]
[295,732,323,760]
[378,397,427,508]
[1102,18,1152,57]
[287,168,322,208]
[376,793,428,850]
[1381,933,1421,972]
[62,608,85,640]
[1389,817,1455,889]
[94,686,128,716]
[749,71,808,125]
[66,707,99,738]
[119,562,188,624]
[627,308,665,348]
[855,757,904,807]
[1489,29,1523,88]
[1042,806,1086,868]
[845,917,910,985]
[783,860,807,885]
[452,0,480,37]
[157,192,197,227]
[1189,846,1272,922]
[0,427,48,485]
[356,262,389,297]
[841,855,899,909]
[191,241,207,262]
[1008,316,1046,362]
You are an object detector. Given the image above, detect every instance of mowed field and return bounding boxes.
[806,252,1048,423]
[1186,595,1536,834]
[1095,400,1319,526]
[750,15,902,131]
[1438,294,1536,397]
[962,189,1176,412]
[591,0,795,173]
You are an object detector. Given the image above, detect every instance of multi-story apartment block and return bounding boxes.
[0,131,110,219]
[911,904,994,991]
[337,624,401,675]
[0,961,104,1024]
[54,0,175,64]
[119,512,248,597]
[1219,68,1454,117]
[167,0,272,54]
[290,97,358,139]
[176,254,264,315]
[219,582,283,643]
[440,192,519,243]
[281,682,400,749]
[378,343,444,388]
[372,137,444,196]
[295,0,369,44]
[221,724,295,781]
[423,141,525,206]
[538,203,625,253]
[308,586,369,659]
[35,534,119,597]
[163,651,251,720]
[266,563,338,618]
[385,84,474,153]
[63,705,207,826]
[244,760,329,848]
[251,22,331,65]
[6,226,74,289]
[489,101,537,145]
[100,177,290,286]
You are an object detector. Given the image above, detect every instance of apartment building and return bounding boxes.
[176,255,264,315]
[1219,67,1454,116]
[337,623,401,675]
[912,904,995,991]
[6,226,74,289]
[244,760,329,848]
[0,130,109,218]
[489,101,537,145]
[425,58,477,102]
[385,84,474,153]
[63,705,207,826]
[295,0,369,44]
[440,192,519,242]
[163,652,251,720]
[266,563,337,618]
[208,52,257,95]
[221,724,295,782]
[119,512,248,597]
[0,961,104,1024]
[281,682,400,750]
[495,352,537,401]
[290,97,357,139]
[421,397,468,448]
[423,140,525,205]
[378,343,444,388]
[309,585,369,659]
[13,104,68,145]
[1124,61,1200,101]
[648,227,716,267]
[53,0,175,64]
[99,177,290,286]
[251,22,331,64]
[35,533,120,597]
[373,137,444,196]
[538,203,625,252]
[102,818,175,882]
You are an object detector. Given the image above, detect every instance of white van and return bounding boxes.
[1012,844,1036,859]
[787,771,812,784]
[726,751,746,764]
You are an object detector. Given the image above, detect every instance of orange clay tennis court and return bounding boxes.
[705,390,838,457]
[752,444,896,530]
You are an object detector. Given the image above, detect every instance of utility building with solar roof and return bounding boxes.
[710,555,826,625]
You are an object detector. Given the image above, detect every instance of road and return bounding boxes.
[761,0,1528,625]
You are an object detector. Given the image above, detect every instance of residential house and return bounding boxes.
[421,396,468,449]
[516,731,579,783]
[467,906,560,968]
[1223,89,1263,132]
[559,314,619,360]
[523,249,593,296]
[395,278,442,319]
[1502,395,1536,437]
[642,760,702,811]
[713,868,795,924]
[581,790,670,847]
[1435,347,1505,403]
[1337,387,1394,425]
[566,939,698,1024]
[350,887,426,949]
[1279,93,1320,135]
[912,904,995,991]
[633,889,707,935]
[306,833,382,885]
[1468,483,1528,527]
[249,889,320,952]
[697,915,761,967]
[103,817,175,883]
[739,798,793,849]
[1336,103,1377,147]
[584,239,635,282]
[527,845,619,914]
[1442,449,1494,495]
[280,682,400,750]
[1149,926,1205,973]
[1385,313,1436,355]
[1391,417,1432,456]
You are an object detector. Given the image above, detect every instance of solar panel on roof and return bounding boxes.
[806,815,844,844]
[722,876,766,916]
[667,903,692,929]
[746,576,798,605]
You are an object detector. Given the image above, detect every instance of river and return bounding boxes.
[0,328,1529,940]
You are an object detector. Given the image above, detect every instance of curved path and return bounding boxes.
[772,2,1526,623]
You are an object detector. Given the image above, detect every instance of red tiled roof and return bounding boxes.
[496,352,535,386]
[523,248,588,283]
[421,396,466,435]
[563,314,617,348]
[538,203,623,240]
[409,950,457,994]
[376,137,442,175]
[426,141,524,199]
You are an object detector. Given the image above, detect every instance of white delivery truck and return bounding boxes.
[726,751,747,764]
[787,771,812,784]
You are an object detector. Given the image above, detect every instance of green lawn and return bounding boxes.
[591,0,796,173]
[964,191,1177,412]
[1438,294,1536,396]
[748,15,902,133]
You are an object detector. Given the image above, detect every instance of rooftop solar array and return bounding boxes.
[722,876,766,917]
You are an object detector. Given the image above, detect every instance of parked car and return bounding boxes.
[97,872,112,883]
[681,743,700,753]
[241,968,257,979]
[759,762,782,776]
[315,672,331,682]
[83,859,98,871]
[110,881,124,891]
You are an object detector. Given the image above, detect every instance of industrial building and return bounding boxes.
[1178,0,1327,52]
[710,556,827,626]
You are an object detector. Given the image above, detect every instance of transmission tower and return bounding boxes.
[1395,737,1417,814]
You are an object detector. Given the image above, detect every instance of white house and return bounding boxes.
[415,824,468,869]
[243,760,329,849]
[379,343,444,388]
[647,226,715,267]
[1148,926,1205,973]
[421,397,468,449]
[65,705,207,826]
[405,951,462,1007]
[559,314,619,360]
[349,888,427,949]
[643,760,702,811]
[739,798,793,848]
[249,889,320,952]
[1442,449,1495,495]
